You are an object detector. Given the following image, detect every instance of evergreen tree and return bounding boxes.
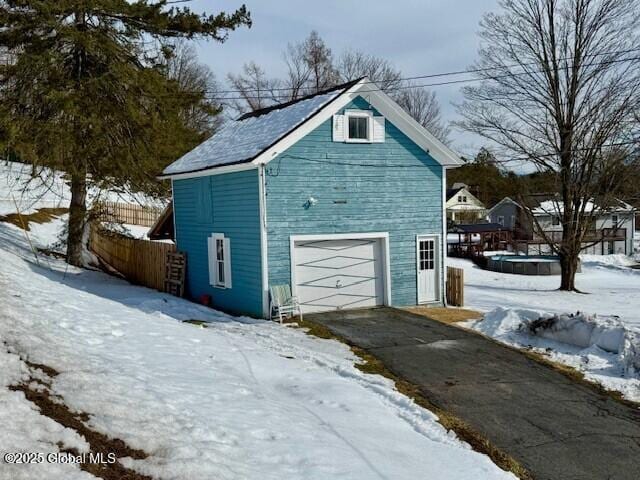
[0,1,251,265]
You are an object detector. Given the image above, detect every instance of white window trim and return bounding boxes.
[209,233,232,289]
[497,215,505,226]
[344,109,373,143]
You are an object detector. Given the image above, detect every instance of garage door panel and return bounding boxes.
[293,238,384,313]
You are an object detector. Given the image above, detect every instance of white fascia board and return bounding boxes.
[357,85,463,167]
[252,81,366,166]
[252,78,463,168]
[158,162,257,181]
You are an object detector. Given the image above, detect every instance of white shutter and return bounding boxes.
[372,116,385,143]
[332,114,345,142]
[223,237,232,289]
[207,236,216,286]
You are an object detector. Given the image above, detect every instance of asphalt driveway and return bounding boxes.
[306,307,640,480]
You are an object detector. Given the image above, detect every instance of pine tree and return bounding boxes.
[0,1,251,265]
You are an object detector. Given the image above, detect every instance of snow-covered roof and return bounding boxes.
[161,77,464,178]
[531,198,635,215]
[161,81,359,177]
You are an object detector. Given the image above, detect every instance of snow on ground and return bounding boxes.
[451,255,640,401]
[450,255,640,327]
[0,161,164,216]
[0,219,514,479]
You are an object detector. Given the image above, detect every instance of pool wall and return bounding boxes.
[486,255,581,275]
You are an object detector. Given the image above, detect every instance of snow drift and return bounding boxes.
[477,308,640,374]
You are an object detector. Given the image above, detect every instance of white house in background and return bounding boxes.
[489,194,636,255]
[446,183,487,224]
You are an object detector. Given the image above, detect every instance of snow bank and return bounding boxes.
[468,308,640,400]
[524,312,627,354]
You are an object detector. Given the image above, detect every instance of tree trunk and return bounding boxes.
[558,252,579,291]
[66,171,87,266]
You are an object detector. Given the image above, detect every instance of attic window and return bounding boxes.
[345,110,372,142]
[333,110,384,143]
[348,116,369,140]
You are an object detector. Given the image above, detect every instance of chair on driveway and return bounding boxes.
[269,284,302,324]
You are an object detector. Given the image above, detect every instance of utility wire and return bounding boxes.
[170,53,640,101]
[207,47,640,95]
[277,140,639,168]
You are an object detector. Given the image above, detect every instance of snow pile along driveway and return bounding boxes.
[467,308,640,402]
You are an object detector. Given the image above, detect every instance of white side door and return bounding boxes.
[417,236,438,303]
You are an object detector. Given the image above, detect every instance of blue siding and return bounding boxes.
[265,96,443,306]
[173,169,263,317]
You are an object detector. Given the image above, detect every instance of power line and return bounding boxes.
[185,53,640,101]
[276,141,639,169]
[209,47,640,95]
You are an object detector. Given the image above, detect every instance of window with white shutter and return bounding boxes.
[333,114,345,142]
[333,110,385,143]
[372,116,385,142]
[208,233,232,288]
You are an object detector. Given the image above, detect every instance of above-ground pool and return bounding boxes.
[486,255,579,275]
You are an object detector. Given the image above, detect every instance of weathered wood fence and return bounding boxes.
[89,225,175,291]
[99,201,163,227]
[446,266,464,307]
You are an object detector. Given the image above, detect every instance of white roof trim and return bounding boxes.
[162,162,257,180]
[162,77,463,180]
[252,78,463,168]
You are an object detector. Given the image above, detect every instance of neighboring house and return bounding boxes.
[487,197,532,240]
[446,184,487,224]
[488,195,636,255]
[159,78,462,318]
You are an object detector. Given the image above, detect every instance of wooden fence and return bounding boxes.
[89,225,175,291]
[446,266,464,307]
[99,201,163,227]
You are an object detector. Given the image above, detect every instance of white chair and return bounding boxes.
[270,285,303,324]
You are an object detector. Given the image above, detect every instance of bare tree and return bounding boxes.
[282,41,311,102]
[301,30,339,92]
[226,62,281,114]
[336,49,403,91]
[395,86,451,144]
[458,0,640,290]
[164,41,223,135]
[225,32,452,145]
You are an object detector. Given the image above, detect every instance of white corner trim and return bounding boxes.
[441,169,447,306]
[258,165,270,319]
[289,232,392,307]
[170,178,177,243]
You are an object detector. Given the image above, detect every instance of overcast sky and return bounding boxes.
[184,0,502,158]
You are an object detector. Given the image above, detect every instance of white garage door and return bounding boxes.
[293,237,385,313]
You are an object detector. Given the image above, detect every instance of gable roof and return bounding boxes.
[160,77,462,179]
[489,194,636,216]
[446,187,464,201]
[488,196,521,215]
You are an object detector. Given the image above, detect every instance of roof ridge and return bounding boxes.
[236,77,365,121]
